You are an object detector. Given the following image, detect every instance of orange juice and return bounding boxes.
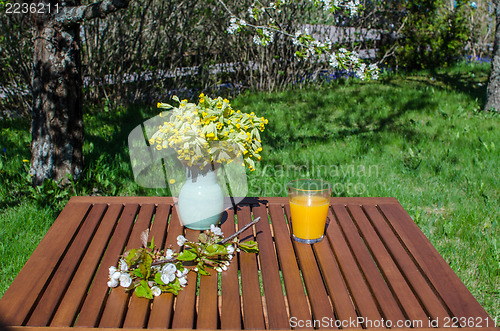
[290,195,329,240]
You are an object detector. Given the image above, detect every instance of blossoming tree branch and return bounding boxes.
[219,0,379,80]
[108,218,261,298]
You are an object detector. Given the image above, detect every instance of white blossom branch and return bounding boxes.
[217,0,380,80]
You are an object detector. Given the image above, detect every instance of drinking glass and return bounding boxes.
[287,179,332,244]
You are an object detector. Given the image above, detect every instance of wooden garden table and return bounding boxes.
[0,196,497,330]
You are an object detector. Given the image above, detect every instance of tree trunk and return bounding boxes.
[30,14,83,185]
[485,0,500,112]
[29,0,131,185]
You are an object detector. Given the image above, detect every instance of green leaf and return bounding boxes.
[177,249,197,261]
[155,272,165,285]
[205,244,226,256]
[125,248,138,264]
[197,263,210,276]
[135,281,153,299]
[148,236,155,250]
[134,269,143,278]
[139,254,152,279]
[198,233,208,244]
[127,248,146,266]
[239,241,259,253]
[165,279,182,295]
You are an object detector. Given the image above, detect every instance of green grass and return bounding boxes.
[0,62,498,319]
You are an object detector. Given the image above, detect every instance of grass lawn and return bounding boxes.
[0,62,498,319]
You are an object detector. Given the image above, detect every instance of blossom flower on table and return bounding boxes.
[107,266,121,288]
[106,219,261,298]
[210,224,223,236]
[119,259,128,272]
[165,248,175,259]
[119,273,133,288]
[177,235,187,247]
[161,263,177,284]
[151,286,162,297]
[176,268,189,287]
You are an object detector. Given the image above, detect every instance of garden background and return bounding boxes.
[0,0,499,320]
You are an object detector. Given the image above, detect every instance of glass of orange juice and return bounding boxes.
[287,179,332,244]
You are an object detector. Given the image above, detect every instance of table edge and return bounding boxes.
[67,196,401,205]
[4,326,500,331]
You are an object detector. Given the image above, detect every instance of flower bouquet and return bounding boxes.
[146,94,268,230]
[150,94,268,173]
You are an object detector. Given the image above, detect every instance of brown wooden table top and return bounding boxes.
[0,196,497,330]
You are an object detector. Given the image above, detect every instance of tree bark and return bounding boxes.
[30,0,130,185]
[30,8,84,185]
[485,0,500,112]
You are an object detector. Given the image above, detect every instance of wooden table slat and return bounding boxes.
[252,204,290,330]
[1,196,496,331]
[74,204,139,327]
[360,204,451,323]
[170,228,199,329]
[123,205,158,329]
[147,204,178,329]
[50,203,124,327]
[237,205,266,330]
[0,202,91,326]
[267,203,313,329]
[331,204,407,324]
[378,204,495,323]
[220,208,243,330]
[284,204,336,325]
[196,268,219,329]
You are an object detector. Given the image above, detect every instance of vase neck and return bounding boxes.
[186,166,218,184]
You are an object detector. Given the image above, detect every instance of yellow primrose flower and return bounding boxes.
[152,94,266,170]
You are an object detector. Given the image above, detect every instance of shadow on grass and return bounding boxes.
[431,70,488,108]
[261,92,435,153]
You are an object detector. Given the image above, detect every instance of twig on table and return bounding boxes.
[218,217,261,244]
[148,217,262,267]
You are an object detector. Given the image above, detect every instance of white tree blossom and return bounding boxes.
[119,273,133,288]
[210,224,223,236]
[177,235,187,246]
[165,248,175,259]
[107,278,119,288]
[119,259,128,272]
[151,286,162,297]
[161,263,177,284]
[218,0,379,80]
